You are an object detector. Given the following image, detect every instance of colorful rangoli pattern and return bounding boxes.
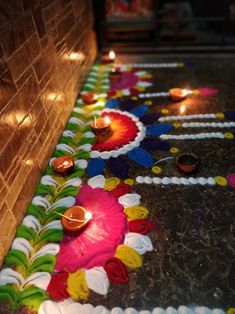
[0,60,234,314]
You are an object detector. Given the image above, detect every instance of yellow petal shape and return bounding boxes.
[67,269,89,300]
[124,206,149,220]
[115,244,142,269]
[116,91,123,98]
[104,177,120,191]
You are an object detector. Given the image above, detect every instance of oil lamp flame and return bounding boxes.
[85,211,92,220]
[109,50,115,61]
[104,116,111,124]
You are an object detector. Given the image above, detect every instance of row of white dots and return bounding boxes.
[136,176,216,186]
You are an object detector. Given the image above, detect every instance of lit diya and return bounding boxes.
[81,92,97,105]
[102,50,116,64]
[52,156,74,175]
[60,206,92,232]
[91,116,111,135]
[176,153,200,174]
[109,68,121,83]
[169,88,190,101]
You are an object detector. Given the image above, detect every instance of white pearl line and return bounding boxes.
[139,92,169,98]
[160,132,226,140]
[159,113,217,121]
[181,122,235,128]
[136,176,216,186]
[116,62,184,68]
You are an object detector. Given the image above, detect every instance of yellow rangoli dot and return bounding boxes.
[161,108,169,115]
[135,85,145,92]
[152,166,162,174]
[224,132,234,139]
[144,100,152,106]
[124,179,134,185]
[178,63,184,67]
[170,147,179,154]
[173,122,181,129]
[215,112,225,119]
[131,96,138,100]
[215,176,228,186]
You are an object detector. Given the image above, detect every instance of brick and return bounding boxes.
[7,34,41,81]
[0,1,24,27]
[0,13,36,58]
[0,0,97,260]
[32,7,46,38]
[57,12,75,40]
[0,70,17,111]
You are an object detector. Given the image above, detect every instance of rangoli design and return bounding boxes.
[0,60,234,314]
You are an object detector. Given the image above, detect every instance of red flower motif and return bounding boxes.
[128,219,156,235]
[92,111,139,152]
[104,257,129,283]
[110,183,131,198]
[47,272,69,301]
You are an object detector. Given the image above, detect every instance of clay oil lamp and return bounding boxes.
[109,68,121,83]
[91,116,111,135]
[81,92,97,105]
[169,88,190,101]
[61,206,92,232]
[52,156,74,175]
[176,153,200,174]
[102,50,116,64]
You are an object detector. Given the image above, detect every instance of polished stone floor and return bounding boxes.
[89,54,235,310]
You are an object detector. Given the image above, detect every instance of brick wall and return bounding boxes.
[0,0,97,265]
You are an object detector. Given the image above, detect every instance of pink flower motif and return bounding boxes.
[55,185,128,272]
[110,71,139,91]
[198,87,218,96]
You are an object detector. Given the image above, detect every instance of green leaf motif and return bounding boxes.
[59,136,76,146]
[67,169,85,179]
[44,207,68,224]
[74,151,90,160]
[19,286,48,311]
[44,166,54,175]
[16,225,37,242]
[36,229,63,246]
[79,137,94,145]
[28,255,56,274]
[66,122,81,131]
[56,186,78,199]
[0,285,18,309]
[27,205,45,223]
[36,184,55,197]
[4,249,28,269]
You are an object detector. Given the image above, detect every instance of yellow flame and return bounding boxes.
[180,105,186,114]
[109,50,115,60]
[85,211,92,220]
[104,116,111,124]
